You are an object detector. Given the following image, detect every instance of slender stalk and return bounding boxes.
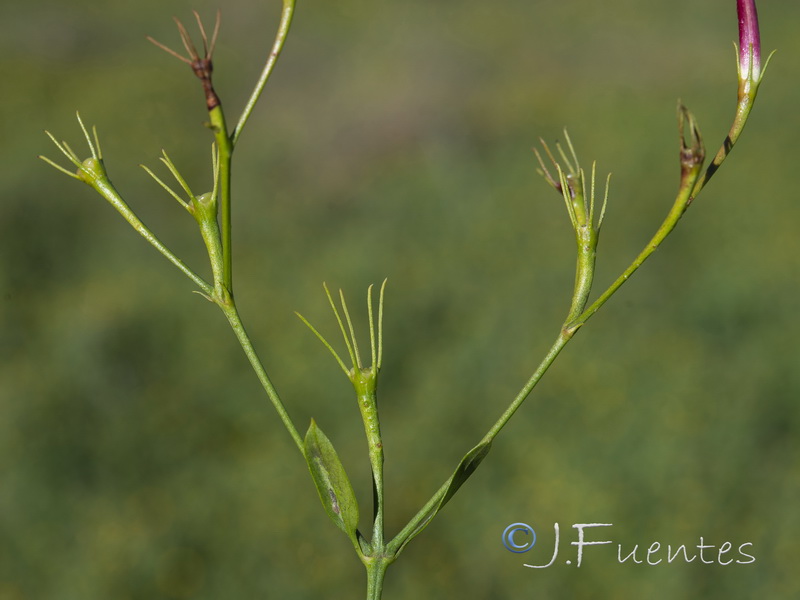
[91,177,214,295]
[571,156,703,331]
[387,479,447,556]
[487,112,704,435]
[387,329,570,556]
[218,292,304,452]
[692,94,752,196]
[364,556,391,600]
[482,330,572,443]
[40,118,214,296]
[691,79,765,201]
[232,0,297,146]
[392,111,705,555]
[208,105,234,293]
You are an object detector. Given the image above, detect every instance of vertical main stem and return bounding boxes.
[217,142,233,293]
[208,104,234,293]
[364,556,391,600]
[218,292,304,452]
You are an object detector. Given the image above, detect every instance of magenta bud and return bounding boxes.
[737,0,761,82]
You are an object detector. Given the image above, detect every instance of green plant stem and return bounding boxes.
[208,105,234,293]
[217,290,304,452]
[486,138,704,438]
[232,0,297,146]
[392,128,706,555]
[364,556,391,600]
[211,0,297,293]
[91,176,214,295]
[388,480,445,555]
[570,161,703,331]
[389,330,570,554]
[354,373,385,547]
[484,331,573,443]
[692,88,755,198]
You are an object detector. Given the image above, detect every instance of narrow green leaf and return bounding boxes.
[304,420,361,545]
[391,440,491,555]
[440,440,492,506]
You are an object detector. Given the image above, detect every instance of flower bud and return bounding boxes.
[737,0,761,84]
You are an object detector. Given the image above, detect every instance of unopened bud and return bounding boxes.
[737,0,762,84]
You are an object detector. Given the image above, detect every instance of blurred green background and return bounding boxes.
[1,0,798,598]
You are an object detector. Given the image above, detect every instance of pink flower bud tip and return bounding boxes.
[737,0,761,81]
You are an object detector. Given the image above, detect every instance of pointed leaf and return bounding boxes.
[303,420,360,545]
[440,439,492,507]
[391,440,491,555]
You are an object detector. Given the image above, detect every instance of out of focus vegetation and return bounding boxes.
[1,0,798,598]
